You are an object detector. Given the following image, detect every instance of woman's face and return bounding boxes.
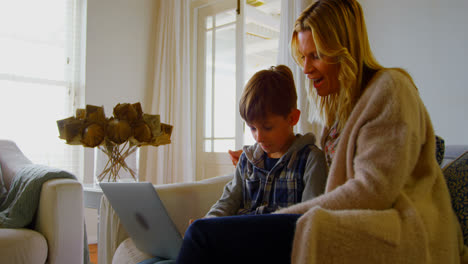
[297,30,340,97]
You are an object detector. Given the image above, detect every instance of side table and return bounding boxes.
[83,184,104,245]
[83,184,103,210]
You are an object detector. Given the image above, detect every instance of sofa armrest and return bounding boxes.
[35,178,84,264]
[98,174,232,264]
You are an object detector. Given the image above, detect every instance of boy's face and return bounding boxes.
[246,109,300,159]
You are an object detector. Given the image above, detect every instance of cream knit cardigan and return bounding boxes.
[277,69,468,263]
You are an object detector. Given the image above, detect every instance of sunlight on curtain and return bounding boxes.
[143,0,194,184]
[0,0,83,180]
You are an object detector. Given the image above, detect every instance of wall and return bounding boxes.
[84,0,156,243]
[361,0,468,145]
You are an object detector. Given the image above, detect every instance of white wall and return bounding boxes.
[83,0,156,243]
[85,0,156,183]
[361,0,468,145]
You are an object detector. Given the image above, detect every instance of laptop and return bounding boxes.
[100,182,183,260]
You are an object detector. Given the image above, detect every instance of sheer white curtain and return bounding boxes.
[0,0,84,180]
[142,0,195,184]
[277,0,323,142]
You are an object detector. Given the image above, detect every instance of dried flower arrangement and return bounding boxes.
[57,102,172,182]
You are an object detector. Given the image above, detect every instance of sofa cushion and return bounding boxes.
[0,140,32,191]
[442,145,468,168]
[435,135,445,166]
[0,165,7,204]
[0,228,47,263]
[443,151,468,245]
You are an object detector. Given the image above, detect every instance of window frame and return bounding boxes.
[192,0,281,180]
[194,0,245,180]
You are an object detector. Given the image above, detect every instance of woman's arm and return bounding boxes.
[277,71,426,214]
[228,149,243,166]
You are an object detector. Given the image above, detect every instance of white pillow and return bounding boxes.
[0,165,7,205]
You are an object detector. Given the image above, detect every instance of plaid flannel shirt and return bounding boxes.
[205,133,327,217]
[237,142,311,214]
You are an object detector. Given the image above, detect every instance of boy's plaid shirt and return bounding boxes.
[237,143,314,215]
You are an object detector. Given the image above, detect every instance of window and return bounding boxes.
[201,4,237,153]
[195,0,281,180]
[0,0,85,179]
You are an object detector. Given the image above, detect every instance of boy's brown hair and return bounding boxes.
[239,65,297,123]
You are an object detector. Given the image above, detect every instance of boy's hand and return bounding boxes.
[228,149,243,167]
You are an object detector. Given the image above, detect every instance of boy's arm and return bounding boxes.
[205,157,244,217]
[301,145,328,201]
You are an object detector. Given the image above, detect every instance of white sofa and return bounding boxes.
[98,174,232,264]
[99,144,468,264]
[0,140,85,264]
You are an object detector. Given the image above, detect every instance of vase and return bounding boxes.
[93,140,140,188]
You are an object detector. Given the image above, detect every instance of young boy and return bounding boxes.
[117,65,327,264]
[205,64,328,217]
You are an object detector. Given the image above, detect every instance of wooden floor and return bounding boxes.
[89,244,98,264]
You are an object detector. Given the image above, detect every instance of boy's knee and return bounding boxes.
[189,218,210,230]
[184,218,210,240]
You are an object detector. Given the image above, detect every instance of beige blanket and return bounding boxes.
[277,69,468,263]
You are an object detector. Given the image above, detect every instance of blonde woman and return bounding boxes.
[273,0,466,263]
[156,1,468,263]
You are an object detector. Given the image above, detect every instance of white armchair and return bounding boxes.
[0,140,84,264]
[98,174,232,264]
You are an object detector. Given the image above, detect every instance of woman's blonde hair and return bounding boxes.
[291,0,383,130]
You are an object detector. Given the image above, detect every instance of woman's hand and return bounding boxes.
[228,149,243,167]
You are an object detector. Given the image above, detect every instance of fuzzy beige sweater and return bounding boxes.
[277,69,468,263]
